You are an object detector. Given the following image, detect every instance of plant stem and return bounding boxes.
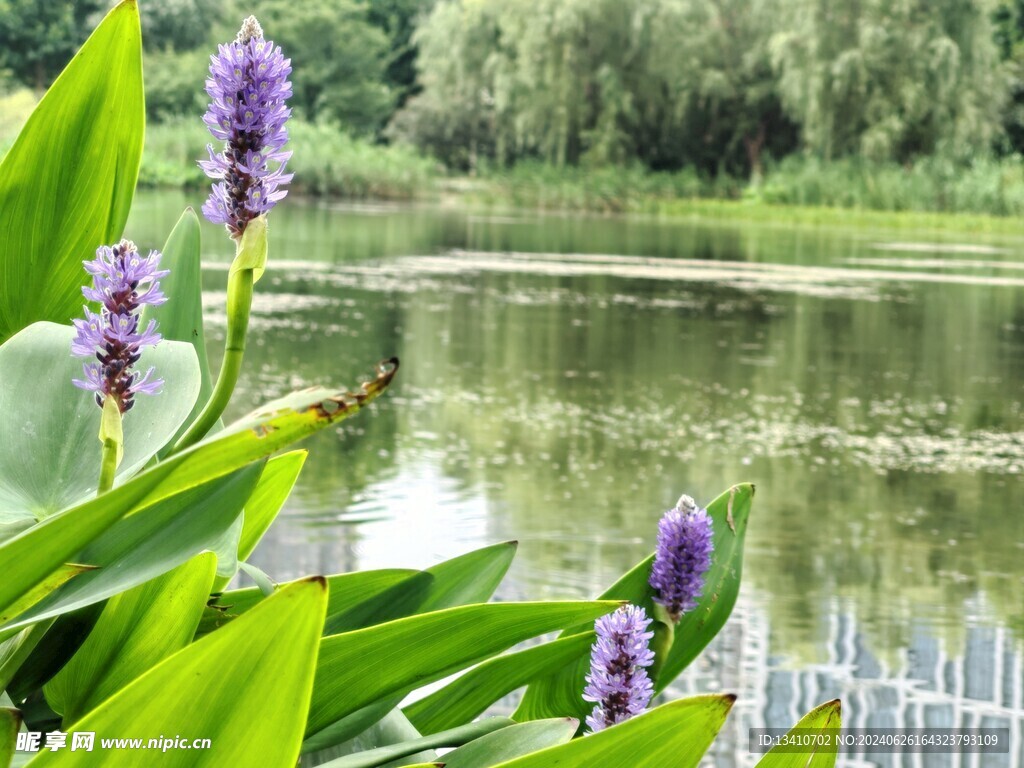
[98,436,119,494]
[170,266,254,453]
[97,393,123,495]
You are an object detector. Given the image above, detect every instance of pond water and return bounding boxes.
[129,190,1024,767]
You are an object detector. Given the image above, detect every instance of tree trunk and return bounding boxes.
[744,122,767,181]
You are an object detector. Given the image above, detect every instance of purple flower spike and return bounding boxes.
[200,15,293,237]
[583,605,655,733]
[649,495,715,623]
[71,240,167,413]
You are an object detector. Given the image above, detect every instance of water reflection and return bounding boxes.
[128,191,1024,766]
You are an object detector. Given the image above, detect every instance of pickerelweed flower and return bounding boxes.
[583,605,655,733]
[200,15,292,238]
[71,240,167,412]
[649,495,715,623]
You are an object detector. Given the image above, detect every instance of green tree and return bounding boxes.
[395,0,794,176]
[0,0,103,91]
[253,0,393,136]
[770,0,1008,162]
[368,0,436,106]
[992,0,1024,153]
[141,0,224,52]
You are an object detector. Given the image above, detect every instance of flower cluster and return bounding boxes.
[649,495,715,623]
[200,16,292,238]
[583,605,656,733]
[71,240,167,412]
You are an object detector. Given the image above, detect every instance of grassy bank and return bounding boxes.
[3,88,1024,233]
[142,118,439,200]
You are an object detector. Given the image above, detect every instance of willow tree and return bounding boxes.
[770,0,1008,161]
[398,0,792,174]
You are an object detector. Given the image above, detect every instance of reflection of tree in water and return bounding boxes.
[383,256,1024,654]
[127,194,1024,654]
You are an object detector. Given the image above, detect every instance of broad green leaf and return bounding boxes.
[210,450,307,592]
[0,359,396,632]
[439,719,578,767]
[0,323,200,523]
[325,541,517,635]
[755,700,842,768]
[302,697,404,756]
[0,1,144,341]
[208,513,245,585]
[0,622,53,692]
[324,572,434,636]
[0,566,94,625]
[2,465,261,635]
[416,542,517,613]
[307,600,620,736]
[515,483,754,721]
[316,709,433,767]
[44,553,218,723]
[321,718,513,768]
[140,208,215,452]
[1,708,21,768]
[202,540,513,638]
[29,578,327,766]
[199,569,422,637]
[495,695,734,768]
[405,633,595,735]
[237,450,306,561]
[7,605,103,704]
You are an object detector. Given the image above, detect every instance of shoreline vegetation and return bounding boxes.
[4,92,1024,234]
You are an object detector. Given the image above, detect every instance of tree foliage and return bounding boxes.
[0,0,104,90]
[253,0,394,136]
[396,0,1009,172]
[770,0,1008,162]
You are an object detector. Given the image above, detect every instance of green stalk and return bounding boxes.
[171,267,253,453]
[170,216,268,454]
[97,394,123,495]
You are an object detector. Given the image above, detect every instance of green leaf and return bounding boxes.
[44,552,218,724]
[301,698,404,756]
[307,600,620,736]
[203,540,513,639]
[0,323,200,523]
[200,569,422,637]
[439,719,578,767]
[324,541,517,635]
[2,465,261,635]
[514,483,754,721]
[494,695,735,768]
[0,1,143,341]
[323,572,434,636]
[320,718,513,768]
[6,607,101,703]
[0,566,94,625]
[0,360,396,633]
[140,208,215,452]
[404,633,595,735]
[755,700,842,768]
[0,622,53,692]
[231,215,268,282]
[237,450,306,562]
[1,707,21,768]
[416,542,517,613]
[209,449,307,592]
[28,578,328,767]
